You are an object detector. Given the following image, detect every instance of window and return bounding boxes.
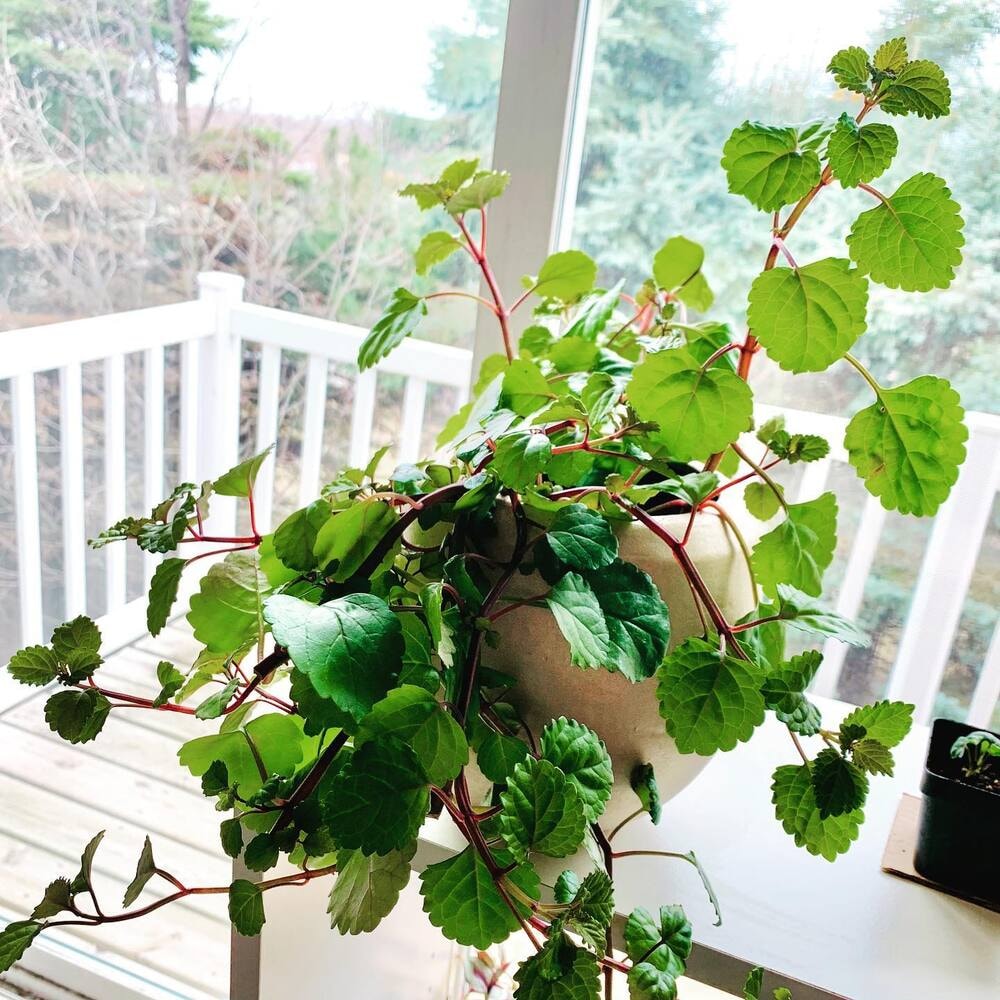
[566,0,999,721]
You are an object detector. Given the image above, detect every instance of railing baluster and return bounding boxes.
[143,346,165,587]
[180,338,201,484]
[104,355,127,612]
[812,495,887,699]
[59,363,87,618]
[255,345,281,530]
[399,377,428,463]
[348,369,377,468]
[11,373,44,646]
[298,354,328,509]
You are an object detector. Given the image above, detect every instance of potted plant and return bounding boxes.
[1,36,967,999]
[914,721,1000,902]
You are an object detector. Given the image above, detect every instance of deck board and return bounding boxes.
[0,620,231,998]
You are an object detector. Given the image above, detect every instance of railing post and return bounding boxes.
[197,272,245,535]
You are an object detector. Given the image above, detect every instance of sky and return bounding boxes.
[189,0,888,121]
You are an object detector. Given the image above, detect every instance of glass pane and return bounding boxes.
[568,0,999,712]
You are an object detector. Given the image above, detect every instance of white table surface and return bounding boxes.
[607,697,1000,1000]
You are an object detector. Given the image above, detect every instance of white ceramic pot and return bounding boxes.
[482,502,757,830]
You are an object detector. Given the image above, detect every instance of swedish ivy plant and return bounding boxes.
[1,38,967,1000]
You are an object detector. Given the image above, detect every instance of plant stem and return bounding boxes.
[425,290,499,314]
[456,215,514,362]
[270,730,351,834]
[730,443,787,512]
[843,352,882,396]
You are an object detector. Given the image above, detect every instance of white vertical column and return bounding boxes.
[180,338,201,485]
[143,345,165,586]
[254,344,282,531]
[12,373,43,646]
[348,369,377,468]
[398,377,428,463]
[59,363,87,618]
[472,0,596,380]
[298,354,328,508]
[197,272,246,535]
[103,355,127,612]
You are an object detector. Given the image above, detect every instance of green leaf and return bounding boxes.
[879,60,951,119]
[581,372,623,426]
[72,831,104,894]
[187,551,269,655]
[273,500,332,573]
[515,941,601,999]
[767,585,868,646]
[358,288,427,371]
[761,650,823,710]
[178,713,314,796]
[264,593,402,725]
[194,678,238,720]
[631,347,753,461]
[629,763,662,824]
[811,747,869,818]
[323,737,429,856]
[546,504,619,572]
[744,482,783,521]
[229,879,265,936]
[7,645,60,686]
[772,764,863,861]
[327,843,415,934]
[122,837,157,907]
[588,561,670,682]
[840,701,913,749]
[414,230,462,275]
[657,638,765,755]
[844,375,966,516]
[0,921,41,974]
[629,962,678,1000]
[623,905,692,977]
[492,431,553,489]
[827,46,872,94]
[51,614,103,680]
[721,122,822,212]
[355,685,468,786]
[846,173,964,292]
[546,572,610,670]
[851,739,895,777]
[540,718,613,823]
[147,558,186,637]
[747,259,868,373]
[873,37,908,73]
[44,689,110,744]
[476,730,531,784]
[827,114,897,189]
[653,236,712,310]
[533,250,597,301]
[213,447,272,498]
[743,967,764,1000]
[445,170,510,214]
[243,833,279,873]
[151,660,185,708]
[751,492,837,598]
[313,500,398,582]
[561,869,614,954]
[502,359,555,416]
[439,158,480,190]
[420,845,538,948]
[220,818,243,858]
[30,879,73,919]
[499,757,587,861]
[564,283,623,341]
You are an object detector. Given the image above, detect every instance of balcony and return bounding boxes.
[0,273,998,998]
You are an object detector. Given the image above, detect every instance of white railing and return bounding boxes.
[1,272,997,726]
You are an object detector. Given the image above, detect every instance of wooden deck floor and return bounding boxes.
[0,622,230,999]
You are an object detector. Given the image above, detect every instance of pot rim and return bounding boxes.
[921,717,1000,806]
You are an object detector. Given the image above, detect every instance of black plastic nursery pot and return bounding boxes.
[914,718,1000,903]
